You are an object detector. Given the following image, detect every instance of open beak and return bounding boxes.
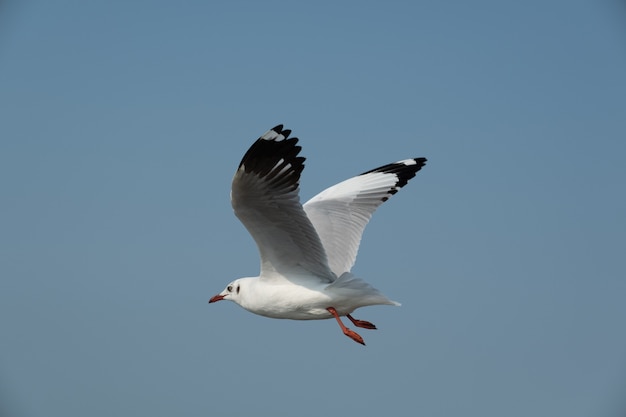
[208,294,226,303]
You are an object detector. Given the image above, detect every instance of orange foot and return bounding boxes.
[326,307,366,345]
[343,327,365,345]
[347,314,377,330]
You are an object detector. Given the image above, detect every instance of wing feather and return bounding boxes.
[231,125,335,282]
[303,158,427,276]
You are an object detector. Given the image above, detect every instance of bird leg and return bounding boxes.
[326,307,365,345]
[346,314,377,330]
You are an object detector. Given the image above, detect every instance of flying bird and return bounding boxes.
[209,125,427,345]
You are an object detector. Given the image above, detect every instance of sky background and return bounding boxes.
[1,1,626,416]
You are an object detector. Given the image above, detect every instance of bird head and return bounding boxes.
[209,280,242,304]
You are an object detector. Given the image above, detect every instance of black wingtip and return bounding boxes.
[237,125,306,189]
[361,157,427,202]
[361,157,426,181]
[395,157,427,188]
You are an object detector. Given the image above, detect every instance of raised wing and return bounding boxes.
[231,125,335,282]
[303,158,427,276]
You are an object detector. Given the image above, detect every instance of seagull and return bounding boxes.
[209,125,427,345]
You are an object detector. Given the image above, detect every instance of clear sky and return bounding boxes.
[1,1,626,416]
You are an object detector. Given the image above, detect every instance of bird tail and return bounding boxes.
[328,272,401,306]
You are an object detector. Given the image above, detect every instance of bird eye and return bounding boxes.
[236,285,240,294]
[227,285,233,292]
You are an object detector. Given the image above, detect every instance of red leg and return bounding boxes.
[326,307,365,345]
[347,314,377,330]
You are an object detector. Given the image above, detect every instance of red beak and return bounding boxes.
[209,294,226,303]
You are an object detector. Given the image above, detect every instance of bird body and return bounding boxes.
[209,125,427,344]
[220,272,399,321]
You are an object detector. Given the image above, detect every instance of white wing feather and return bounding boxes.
[303,158,426,277]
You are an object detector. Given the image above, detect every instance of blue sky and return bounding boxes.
[1,1,626,416]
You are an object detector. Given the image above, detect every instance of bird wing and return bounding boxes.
[231,125,335,283]
[303,158,427,277]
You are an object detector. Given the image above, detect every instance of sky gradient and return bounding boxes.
[2,1,626,416]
